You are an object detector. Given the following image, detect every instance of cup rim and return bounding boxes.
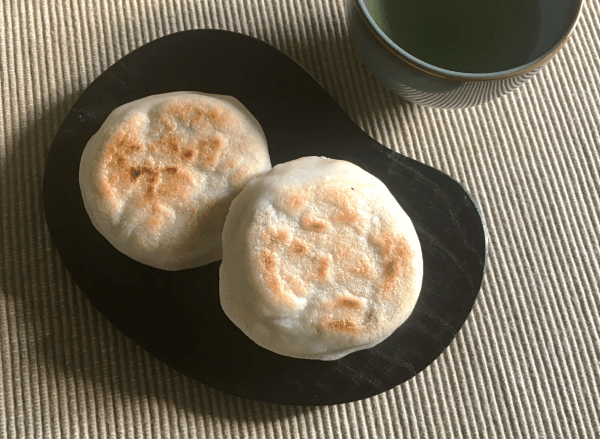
[354,0,584,82]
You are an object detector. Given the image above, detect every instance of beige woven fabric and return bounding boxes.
[1,1,599,437]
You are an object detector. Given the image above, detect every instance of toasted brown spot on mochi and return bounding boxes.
[102,124,143,172]
[281,273,308,297]
[99,101,232,211]
[317,293,367,334]
[130,167,142,180]
[323,318,360,334]
[275,228,291,244]
[336,206,362,225]
[147,204,169,231]
[166,102,204,126]
[157,168,193,199]
[371,232,397,256]
[336,296,363,310]
[155,132,183,152]
[315,255,332,279]
[182,148,197,160]
[207,107,232,128]
[350,258,373,277]
[106,173,119,187]
[300,214,330,232]
[158,111,177,132]
[197,134,225,168]
[127,144,142,153]
[259,249,295,307]
[148,103,228,167]
[137,167,157,185]
[154,101,212,135]
[261,250,280,288]
[148,213,162,230]
[319,185,359,220]
[290,238,309,256]
[286,192,308,211]
[332,243,373,281]
[231,168,249,186]
[363,309,375,323]
[372,233,416,292]
[262,227,291,246]
[260,232,271,246]
[383,252,415,292]
[114,151,195,204]
[97,100,242,212]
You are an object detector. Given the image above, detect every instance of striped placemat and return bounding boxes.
[1,1,599,437]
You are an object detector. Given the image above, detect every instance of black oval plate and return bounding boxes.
[43,30,487,406]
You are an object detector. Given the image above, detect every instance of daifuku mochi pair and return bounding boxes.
[79,92,423,361]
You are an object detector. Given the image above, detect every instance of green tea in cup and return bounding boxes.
[348,0,582,108]
[364,0,543,73]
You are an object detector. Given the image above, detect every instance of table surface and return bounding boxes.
[1,1,599,438]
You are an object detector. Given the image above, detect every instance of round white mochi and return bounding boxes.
[220,157,423,360]
[79,91,271,270]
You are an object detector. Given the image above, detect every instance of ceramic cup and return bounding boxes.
[347,0,583,109]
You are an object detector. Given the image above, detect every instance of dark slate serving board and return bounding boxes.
[43,29,487,406]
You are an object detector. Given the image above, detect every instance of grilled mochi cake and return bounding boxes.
[79,91,271,270]
[220,157,423,360]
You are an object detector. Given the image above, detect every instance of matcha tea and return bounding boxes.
[364,0,543,73]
